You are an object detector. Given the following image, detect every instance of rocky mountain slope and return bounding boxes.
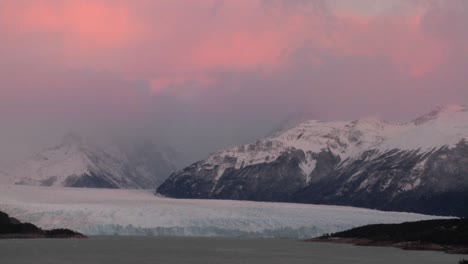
[4,135,181,189]
[158,105,468,217]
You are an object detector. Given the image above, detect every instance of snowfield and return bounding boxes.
[0,185,445,239]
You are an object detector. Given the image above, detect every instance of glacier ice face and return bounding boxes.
[0,185,445,239]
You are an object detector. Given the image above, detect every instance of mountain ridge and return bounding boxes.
[3,135,181,189]
[158,105,468,217]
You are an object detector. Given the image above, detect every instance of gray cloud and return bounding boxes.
[0,0,467,166]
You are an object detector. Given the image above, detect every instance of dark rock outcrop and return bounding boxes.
[293,141,468,217]
[158,149,339,202]
[0,211,86,239]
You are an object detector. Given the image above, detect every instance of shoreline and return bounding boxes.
[0,233,87,239]
[307,237,468,255]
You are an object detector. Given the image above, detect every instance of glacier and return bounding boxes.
[0,185,445,239]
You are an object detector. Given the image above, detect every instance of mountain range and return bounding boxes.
[1,134,181,189]
[158,105,468,217]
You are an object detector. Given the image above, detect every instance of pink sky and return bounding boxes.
[0,1,451,87]
[0,0,467,163]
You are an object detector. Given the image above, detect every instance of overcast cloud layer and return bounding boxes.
[0,0,467,165]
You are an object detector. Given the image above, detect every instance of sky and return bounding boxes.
[0,0,467,165]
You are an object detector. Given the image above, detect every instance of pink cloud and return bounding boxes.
[1,0,468,164]
[0,0,464,95]
[0,0,143,73]
[328,12,447,77]
[0,0,454,91]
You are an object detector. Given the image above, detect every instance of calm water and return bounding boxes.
[0,237,465,264]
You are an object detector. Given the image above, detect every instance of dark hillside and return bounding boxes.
[0,211,86,239]
[311,218,468,254]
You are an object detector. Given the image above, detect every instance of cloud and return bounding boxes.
[0,0,467,164]
[0,0,457,84]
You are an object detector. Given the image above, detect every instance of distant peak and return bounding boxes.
[61,133,84,146]
[433,104,468,114]
[355,116,385,124]
[267,112,319,137]
[351,116,387,130]
[413,104,468,125]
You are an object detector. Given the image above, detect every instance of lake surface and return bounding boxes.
[0,237,465,264]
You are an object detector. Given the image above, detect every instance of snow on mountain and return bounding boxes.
[380,104,468,151]
[171,112,403,189]
[158,105,468,217]
[0,184,444,238]
[7,134,180,189]
[204,105,468,174]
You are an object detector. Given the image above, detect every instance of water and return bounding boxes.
[0,237,465,264]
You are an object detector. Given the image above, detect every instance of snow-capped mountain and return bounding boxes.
[6,134,181,189]
[158,105,468,217]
